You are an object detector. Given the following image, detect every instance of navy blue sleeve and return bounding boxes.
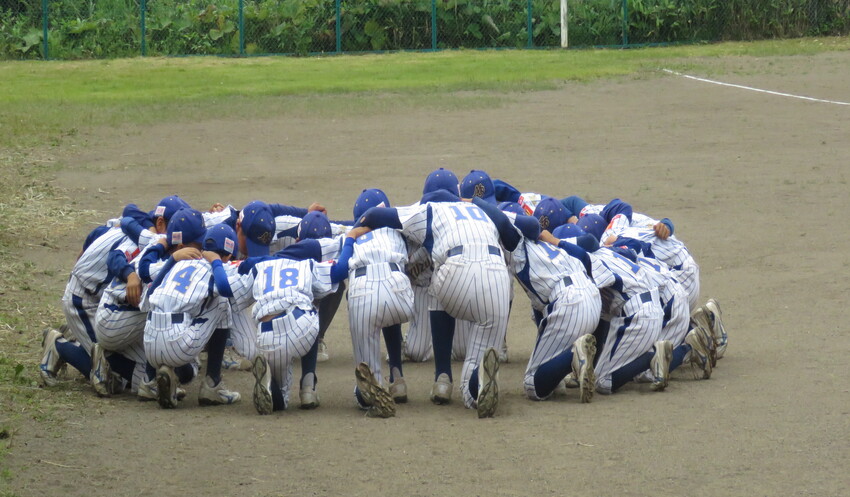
[148,257,176,294]
[275,239,323,262]
[269,203,309,218]
[330,237,356,283]
[557,240,592,276]
[420,190,460,204]
[82,225,110,252]
[139,244,167,283]
[493,179,522,203]
[560,195,589,219]
[659,217,675,236]
[616,237,655,258]
[512,214,541,241]
[223,207,239,229]
[119,216,146,245]
[122,203,154,229]
[107,249,135,283]
[472,197,521,251]
[600,198,633,224]
[356,207,402,230]
[210,260,233,298]
[237,255,276,275]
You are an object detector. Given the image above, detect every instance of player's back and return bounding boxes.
[616,226,690,268]
[71,227,130,295]
[349,227,407,270]
[148,259,215,316]
[591,248,656,299]
[428,202,500,265]
[513,239,589,310]
[251,258,334,320]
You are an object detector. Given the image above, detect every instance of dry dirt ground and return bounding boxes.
[5,51,850,496]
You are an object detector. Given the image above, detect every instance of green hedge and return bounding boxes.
[1,0,848,59]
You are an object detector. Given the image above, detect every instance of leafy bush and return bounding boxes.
[1,0,848,59]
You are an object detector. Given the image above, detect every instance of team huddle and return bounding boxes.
[38,168,728,419]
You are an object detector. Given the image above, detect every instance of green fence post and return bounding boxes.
[431,0,437,50]
[239,0,245,56]
[141,0,146,56]
[621,0,629,46]
[527,0,533,48]
[336,0,341,53]
[41,0,48,60]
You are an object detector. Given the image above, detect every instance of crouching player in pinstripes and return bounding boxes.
[474,199,602,403]
[347,189,414,413]
[236,224,372,415]
[143,211,247,409]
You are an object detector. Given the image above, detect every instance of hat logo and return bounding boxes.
[155,206,166,217]
[474,183,486,198]
[257,231,272,244]
[172,231,183,244]
[224,238,234,254]
[539,215,550,230]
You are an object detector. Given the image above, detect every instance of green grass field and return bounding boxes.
[1,37,848,491]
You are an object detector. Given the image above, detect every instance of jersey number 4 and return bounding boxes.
[262,267,300,294]
[170,266,197,294]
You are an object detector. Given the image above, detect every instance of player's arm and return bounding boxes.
[355,207,402,230]
[472,197,540,251]
[493,179,522,203]
[106,247,143,306]
[654,218,674,240]
[539,230,593,276]
[204,252,235,298]
[327,227,370,283]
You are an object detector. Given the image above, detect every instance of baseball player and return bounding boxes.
[347,189,414,406]
[237,224,371,415]
[474,199,602,403]
[143,213,247,409]
[39,197,188,388]
[356,182,508,418]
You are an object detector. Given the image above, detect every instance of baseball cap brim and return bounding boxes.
[245,237,271,258]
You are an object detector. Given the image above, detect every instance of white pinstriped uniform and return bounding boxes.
[63,225,130,355]
[508,238,602,400]
[603,219,701,311]
[397,202,511,409]
[268,216,349,254]
[636,256,690,346]
[347,228,414,385]
[240,258,336,409]
[144,259,248,369]
[589,248,663,393]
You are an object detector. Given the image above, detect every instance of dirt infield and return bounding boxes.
[6,51,850,496]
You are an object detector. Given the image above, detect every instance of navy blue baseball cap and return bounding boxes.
[150,195,191,222]
[533,197,568,232]
[298,211,332,240]
[122,203,154,229]
[552,223,586,239]
[498,201,525,216]
[353,188,390,219]
[578,213,607,242]
[167,208,206,247]
[460,170,496,204]
[204,223,238,256]
[240,200,276,257]
[423,168,459,195]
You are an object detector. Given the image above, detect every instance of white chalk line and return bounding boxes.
[662,68,850,106]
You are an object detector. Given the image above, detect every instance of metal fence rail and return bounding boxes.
[1,0,848,60]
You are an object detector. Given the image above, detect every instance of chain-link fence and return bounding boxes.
[1,0,849,60]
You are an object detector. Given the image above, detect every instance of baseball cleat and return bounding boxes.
[562,372,580,389]
[572,334,596,403]
[650,340,673,392]
[137,379,158,402]
[354,362,395,418]
[90,343,113,398]
[298,372,320,410]
[222,346,252,371]
[252,355,273,415]
[156,365,180,409]
[39,328,65,387]
[691,308,718,367]
[429,373,453,405]
[685,326,713,380]
[198,376,241,406]
[317,339,329,363]
[476,347,500,418]
[389,369,408,404]
[704,298,727,360]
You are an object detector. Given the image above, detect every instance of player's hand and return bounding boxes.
[567,215,578,225]
[307,202,327,214]
[157,237,169,249]
[653,222,670,240]
[603,235,618,247]
[346,226,372,239]
[209,203,226,213]
[173,247,202,261]
[538,229,558,245]
[126,272,142,307]
[203,251,222,263]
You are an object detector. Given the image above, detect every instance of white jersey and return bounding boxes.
[398,202,502,268]
[70,227,131,296]
[510,238,589,312]
[590,248,657,317]
[247,258,337,320]
[202,205,236,227]
[269,216,350,253]
[148,259,222,315]
[349,228,407,270]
